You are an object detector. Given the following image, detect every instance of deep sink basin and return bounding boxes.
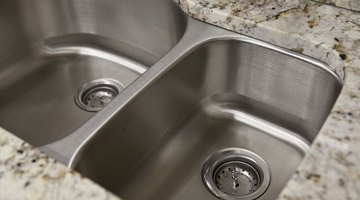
[0,0,186,146]
[74,38,342,199]
[0,0,343,199]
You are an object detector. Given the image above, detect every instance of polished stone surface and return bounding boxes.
[0,128,120,200]
[314,0,360,12]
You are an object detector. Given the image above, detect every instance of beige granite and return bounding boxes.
[178,0,360,199]
[313,0,360,12]
[0,127,120,200]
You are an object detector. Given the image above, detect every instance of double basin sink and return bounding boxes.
[0,0,343,199]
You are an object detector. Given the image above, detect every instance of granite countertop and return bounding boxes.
[314,0,360,12]
[0,127,120,200]
[0,0,359,199]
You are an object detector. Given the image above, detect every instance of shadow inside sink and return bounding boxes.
[74,39,342,200]
[0,0,187,146]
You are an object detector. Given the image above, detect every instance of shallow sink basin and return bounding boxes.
[74,37,342,199]
[0,0,186,146]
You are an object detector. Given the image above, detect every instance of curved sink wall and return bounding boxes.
[74,39,342,199]
[0,0,187,146]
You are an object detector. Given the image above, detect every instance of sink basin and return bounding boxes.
[0,0,186,146]
[2,0,342,198]
[73,37,342,199]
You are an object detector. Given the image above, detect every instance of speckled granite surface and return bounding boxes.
[313,0,360,12]
[178,0,360,199]
[0,127,120,200]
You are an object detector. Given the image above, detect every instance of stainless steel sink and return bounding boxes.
[0,0,187,146]
[1,0,343,199]
[39,17,342,200]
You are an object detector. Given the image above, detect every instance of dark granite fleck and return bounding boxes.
[24,181,30,187]
[306,173,321,183]
[340,53,347,60]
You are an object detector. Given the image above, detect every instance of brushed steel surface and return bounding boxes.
[49,18,340,200]
[0,0,343,199]
[0,0,187,146]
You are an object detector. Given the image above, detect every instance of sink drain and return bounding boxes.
[202,148,270,200]
[75,78,124,112]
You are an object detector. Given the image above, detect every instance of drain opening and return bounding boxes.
[202,148,270,200]
[214,161,260,196]
[75,78,124,112]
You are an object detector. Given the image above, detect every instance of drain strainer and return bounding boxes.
[75,78,124,112]
[202,148,270,200]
